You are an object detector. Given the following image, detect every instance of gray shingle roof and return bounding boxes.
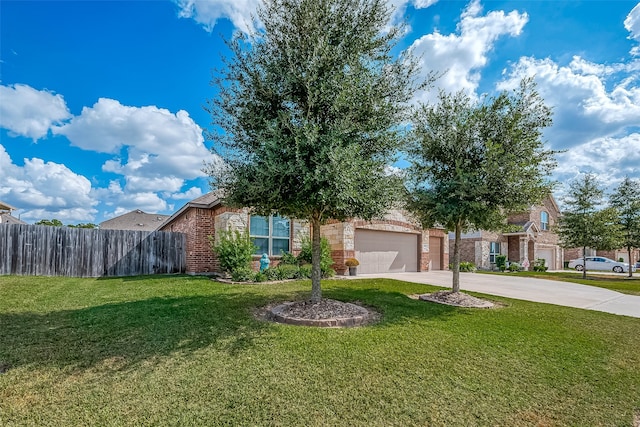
[100,209,171,231]
[0,213,27,225]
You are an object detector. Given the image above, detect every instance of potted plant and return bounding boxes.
[345,258,359,276]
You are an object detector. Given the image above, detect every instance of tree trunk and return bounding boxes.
[310,216,322,303]
[452,221,462,293]
[582,245,587,280]
[629,246,634,278]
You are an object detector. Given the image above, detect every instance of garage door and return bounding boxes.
[355,230,418,274]
[429,236,442,270]
[537,248,554,270]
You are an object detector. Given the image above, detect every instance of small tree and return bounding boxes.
[556,174,622,279]
[210,229,257,275]
[609,176,640,277]
[405,79,556,292]
[206,0,426,302]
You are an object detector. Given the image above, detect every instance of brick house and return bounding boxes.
[159,192,448,275]
[322,209,449,275]
[450,195,563,270]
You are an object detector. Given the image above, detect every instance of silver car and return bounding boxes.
[568,257,637,273]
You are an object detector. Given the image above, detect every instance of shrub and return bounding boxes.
[263,265,300,281]
[253,272,268,282]
[495,254,507,272]
[278,251,299,265]
[297,236,335,278]
[508,262,522,272]
[449,262,476,272]
[533,258,548,272]
[345,258,359,267]
[231,266,255,282]
[298,264,312,278]
[210,229,256,274]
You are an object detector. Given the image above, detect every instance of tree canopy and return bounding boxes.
[205,0,426,301]
[609,176,640,277]
[556,173,622,279]
[405,79,557,292]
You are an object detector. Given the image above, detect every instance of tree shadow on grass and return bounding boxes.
[0,292,280,372]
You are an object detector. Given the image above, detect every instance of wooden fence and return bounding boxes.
[0,224,186,277]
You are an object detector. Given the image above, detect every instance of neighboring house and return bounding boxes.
[0,201,27,225]
[159,192,449,275]
[450,195,563,270]
[100,209,170,231]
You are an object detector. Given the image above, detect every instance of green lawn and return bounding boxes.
[479,270,640,295]
[1,275,639,426]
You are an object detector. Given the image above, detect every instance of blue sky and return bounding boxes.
[1,0,639,224]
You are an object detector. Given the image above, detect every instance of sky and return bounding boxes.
[1,0,639,225]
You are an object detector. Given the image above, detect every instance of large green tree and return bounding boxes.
[557,174,622,279]
[609,176,640,277]
[405,79,556,292]
[205,0,425,302]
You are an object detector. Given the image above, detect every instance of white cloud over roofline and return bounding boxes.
[0,144,98,222]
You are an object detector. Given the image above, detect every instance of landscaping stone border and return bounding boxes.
[268,301,376,327]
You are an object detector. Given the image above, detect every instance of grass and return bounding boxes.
[479,270,640,295]
[1,275,639,426]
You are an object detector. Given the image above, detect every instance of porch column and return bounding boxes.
[520,237,530,271]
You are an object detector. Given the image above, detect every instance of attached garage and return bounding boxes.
[537,248,554,270]
[354,229,418,274]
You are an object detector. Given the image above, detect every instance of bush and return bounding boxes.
[231,266,255,282]
[533,258,548,272]
[508,262,522,272]
[210,229,256,274]
[263,264,300,281]
[298,264,312,278]
[449,262,476,272]
[495,254,507,272]
[253,272,268,282]
[297,236,335,278]
[278,251,299,265]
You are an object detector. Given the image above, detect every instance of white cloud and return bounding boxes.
[498,56,640,150]
[0,144,98,222]
[174,0,260,34]
[175,0,438,35]
[554,133,640,198]
[408,0,528,103]
[53,98,218,190]
[0,84,71,140]
[625,3,640,53]
[169,186,203,200]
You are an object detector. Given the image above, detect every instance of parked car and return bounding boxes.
[568,257,637,273]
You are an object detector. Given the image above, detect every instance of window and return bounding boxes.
[489,242,501,264]
[541,211,549,231]
[249,215,290,256]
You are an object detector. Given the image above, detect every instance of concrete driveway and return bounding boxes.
[350,271,640,318]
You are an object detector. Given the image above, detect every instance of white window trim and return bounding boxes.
[249,215,291,256]
[541,211,549,231]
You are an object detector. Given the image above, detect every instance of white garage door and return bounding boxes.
[537,248,554,270]
[355,230,418,274]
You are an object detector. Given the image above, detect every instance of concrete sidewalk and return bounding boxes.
[349,271,640,318]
